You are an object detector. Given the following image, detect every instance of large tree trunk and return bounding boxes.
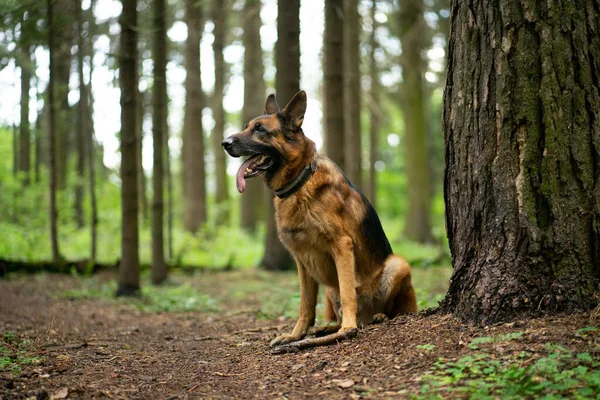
[53,0,73,191]
[367,0,379,207]
[47,0,62,263]
[260,0,299,271]
[342,0,362,188]
[117,0,141,296]
[74,0,87,229]
[398,0,434,244]
[441,0,600,324]
[323,0,344,168]
[240,0,265,233]
[212,0,229,226]
[151,0,168,285]
[182,0,207,234]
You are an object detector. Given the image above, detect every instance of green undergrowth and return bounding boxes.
[0,332,44,375]
[415,328,600,399]
[59,275,220,314]
[56,266,450,319]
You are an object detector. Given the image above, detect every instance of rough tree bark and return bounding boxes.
[47,0,61,263]
[398,0,434,243]
[260,0,299,271]
[343,0,362,189]
[151,0,168,285]
[212,0,229,225]
[117,0,141,296]
[240,0,266,233]
[182,0,207,233]
[323,0,344,168]
[441,0,600,324]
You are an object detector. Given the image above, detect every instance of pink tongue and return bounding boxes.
[236,155,260,193]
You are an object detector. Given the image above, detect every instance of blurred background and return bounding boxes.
[0,0,451,308]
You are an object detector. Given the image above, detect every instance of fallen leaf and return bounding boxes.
[334,379,355,388]
[50,387,69,399]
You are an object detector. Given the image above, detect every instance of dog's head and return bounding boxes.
[222,90,311,193]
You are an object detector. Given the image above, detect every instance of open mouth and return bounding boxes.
[236,154,273,193]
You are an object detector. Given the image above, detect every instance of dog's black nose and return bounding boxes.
[221,137,235,149]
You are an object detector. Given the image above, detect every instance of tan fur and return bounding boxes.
[223,91,417,348]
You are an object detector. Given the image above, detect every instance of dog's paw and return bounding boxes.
[338,327,359,338]
[270,333,303,347]
[372,313,389,324]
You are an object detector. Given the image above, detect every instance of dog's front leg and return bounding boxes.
[270,259,318,346]
[332,236,358,333]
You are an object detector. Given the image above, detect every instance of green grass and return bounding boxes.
[414,334,600,399]
[0,332,44,375]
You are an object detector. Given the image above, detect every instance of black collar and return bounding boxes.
[274,160,318,199]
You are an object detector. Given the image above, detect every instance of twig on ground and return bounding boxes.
[271,328,358,354]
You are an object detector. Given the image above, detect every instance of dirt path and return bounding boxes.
[1,274,598,399]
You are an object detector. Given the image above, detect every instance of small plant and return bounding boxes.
[0,332,44,375]
[416,344,436,351]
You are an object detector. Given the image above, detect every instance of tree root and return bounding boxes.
[271,328,358,354]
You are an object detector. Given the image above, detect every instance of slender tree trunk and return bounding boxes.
[164,117,173,261]
[47,0,61,263]
[151,0,168,285]
[117,0,140,296]
[212,0,229,225]
[74,0,87,229]
[323,0,345,169]
[12,123,18,177]
[260,0,299,271]
[19,44,32,185]
[367,0,379,207]
[240,0,266,233]
[441,0,600,324]
[34,100,41,183]
[136,87,148,222]
[343,0,362,188]
[398,0,434,244]
[53,0,73,191]
[87,0,98,261]
[182,0,206,233]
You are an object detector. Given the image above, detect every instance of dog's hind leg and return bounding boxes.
[381,256,418,318]
[310,287,341,337]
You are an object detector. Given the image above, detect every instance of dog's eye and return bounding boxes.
[254,123,263,131]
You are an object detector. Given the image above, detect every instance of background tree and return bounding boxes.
[47,0,61,263]
[117,0,141,296]
[17,11,33,186]
[441,0,600,323]
[151,0,168,285]
[182,0,207,233]
[260,0,299,271]
[52,0,73,191]
[367,0,380,206]
[212,0,229,225]
[240,0,265,233]
[74,0,87,228]
[398,0,434,243]
[342,0,361,188]
[322,0,344,169]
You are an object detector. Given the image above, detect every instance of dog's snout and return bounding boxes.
[221,137,235,148]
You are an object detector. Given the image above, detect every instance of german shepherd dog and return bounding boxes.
[222,91,417,351]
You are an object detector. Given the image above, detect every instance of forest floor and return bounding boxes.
[1,270,599,399]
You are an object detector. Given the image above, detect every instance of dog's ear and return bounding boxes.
[264,94,280,115]
[282,90,307,130]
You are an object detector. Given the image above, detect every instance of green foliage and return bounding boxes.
[417,344,436,352]
[60,275,220,314]
[415,338,600,399]
[0,331,44,375]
